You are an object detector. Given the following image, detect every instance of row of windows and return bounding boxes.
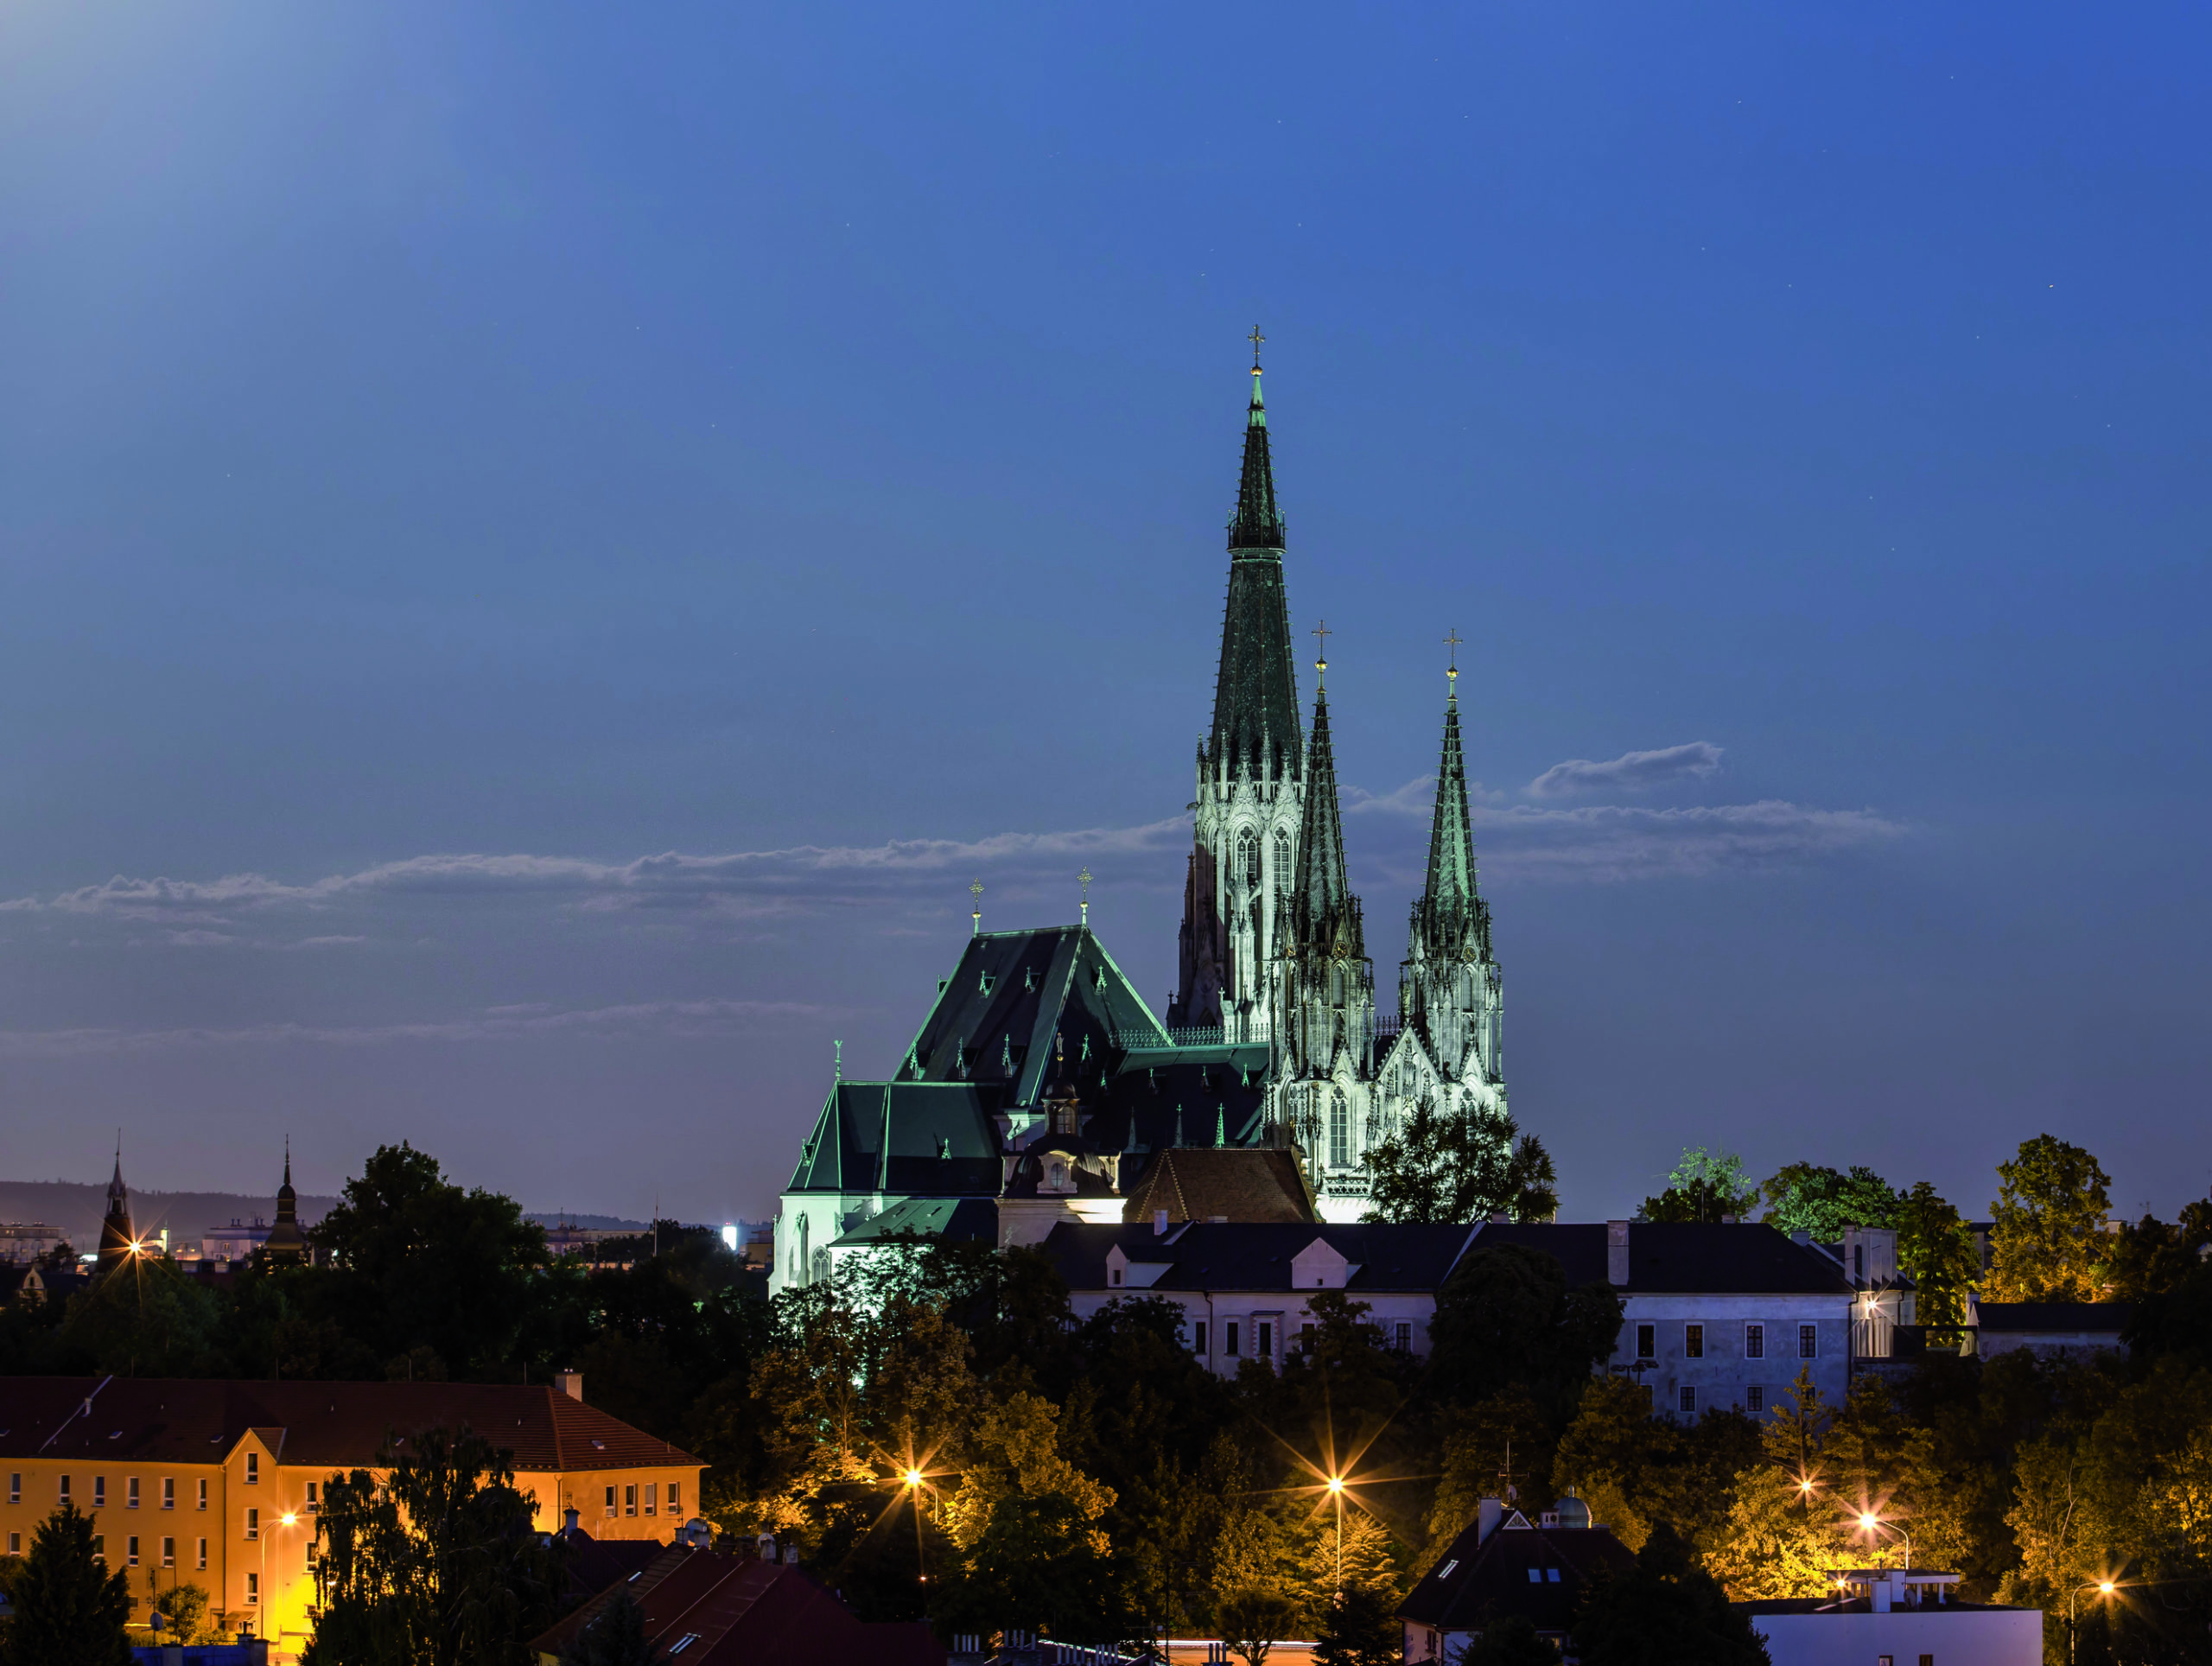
[1632,1322,1819,1362]
[602,1482,681,1518]
[1186,1319,1418,1358]
[10,1473,324,1521]
[1662,1385,1786,1416]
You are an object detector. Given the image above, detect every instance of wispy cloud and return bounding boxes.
[1528,741,1725,800]
[0,997,836,1059]
[1476,799,1905,881]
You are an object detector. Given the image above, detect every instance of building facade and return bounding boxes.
[0,1377,700,1660]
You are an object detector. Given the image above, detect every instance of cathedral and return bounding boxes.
[772,350,1510,1292]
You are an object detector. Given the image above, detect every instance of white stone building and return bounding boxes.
[1745,1569,2043,1666]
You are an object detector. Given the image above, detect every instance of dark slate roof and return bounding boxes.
[1975,1301,2134,1333]
[530,1544,944,1666]
[1093,1045,1273,1155]
[828,1196,998,1250]
[1399,1517,1636,1632]
[1039,1221,1478,1294]
[1120,1148,1317,1225]
[785,1083,1004,1197]
[897,927,1169,1099]
[0,1378,700,1472]
[1471,1223,1854,1295]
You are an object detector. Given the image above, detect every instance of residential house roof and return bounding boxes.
[529,1543,944,1666]
[1119,1147,1317,1225]
[1039,1221,1478,1294]
[1398,1513,1636,1633]
[1471,1223,1853,1295]
[0,1378,701,1473]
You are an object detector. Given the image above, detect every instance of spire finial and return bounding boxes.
[1249,323,1265,373]
[1445,626,1463,691]
[1078,866,1092,928]
[1312,618,1331,688]
[970,879,983,936]
[834,1039,842,1082]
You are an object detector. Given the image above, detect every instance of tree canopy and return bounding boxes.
[1986,1134,2113,1301]
[1637,1147,1758,1223]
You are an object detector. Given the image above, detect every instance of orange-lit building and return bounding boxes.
[0,1375,701,1661]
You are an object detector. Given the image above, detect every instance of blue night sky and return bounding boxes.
[2,3,2206,1225]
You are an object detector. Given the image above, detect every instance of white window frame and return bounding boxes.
[1744,1322,1764,1360]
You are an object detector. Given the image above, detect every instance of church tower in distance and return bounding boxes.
[1268,662,1381,1216]
[97,1142,136,1273]
[1378,660,1509,1144]
[1170,347,1306,1035]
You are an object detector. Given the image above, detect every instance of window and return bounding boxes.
[246,1573,259,1606]
[645,1484,658,1517]
[1874,1656,1890,1666]
[127,1536,140,1567]
[128,1477,140,1509]
[93,1535,105,1560]
[7,1473,16,1504]
[1746,1386,1764,1415]
[5,1535,16,1555]
[1192,1320,1207,1354]
[162,1478,175,1510]
[197,1479,208,1510]
[1328,1090,1349,1169]
[196,1538,208,1570]
[625,1485,638,1517]
[1639,1383,1653,1408]
[1110,1266,1122,1286]
[162,1537,175,1568]
[1548,1569,1562,1582]
[246,1508,259,1540]
[1394,1321,1413,1352]
[1257,1320,1274,1360]
[245,1453,259,1485]
[1636,1324,1656,1360]
[604,1485,617,1518]
[1919,1656,1933,1666]
[1745,1323,1764,1360]
[1799,1324,1818,1359]
[1226,1321,1242,1357]
[668,1483,681,1515]
[1274,830,1292,893]
[1238,827,1262,895]
[1680,1386,1696,1415]
[94,1477,106,1509]
[1300,1322,1315,1353]
[307,1481,319,1512]
[1526,1567,1542,1583]
[1684,1324,1704,1359]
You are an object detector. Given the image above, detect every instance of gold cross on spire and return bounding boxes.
[1078,866,1092,928]
[1445,626,1463,684]
[1312,618,1331,685]
[970,879,984,937]
[1249,324,1265,372]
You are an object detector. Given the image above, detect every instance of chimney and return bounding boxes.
[555,1370,583,1402]
[1154,1209,1169,1236]
[563,1506,580,1535]
[1606,1220,1630,1288]
[1478,1497,1504,1543]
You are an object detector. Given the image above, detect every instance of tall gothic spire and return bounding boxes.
[1209,351,1302,782]
[1412,664,1493,962]
[1287,668,1363,960]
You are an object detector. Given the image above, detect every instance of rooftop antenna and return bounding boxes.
[1078,867,1092,929]
[970,879,984,937]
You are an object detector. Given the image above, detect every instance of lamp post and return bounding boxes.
[1856,1510,1911,1570]
[900,1469,928,1590]
[2069,1580,2116,1666]
[1325,1476,1344,1594]
[256,1510,298,1643]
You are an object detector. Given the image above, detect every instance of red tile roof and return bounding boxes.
[531,1544,945,1666]
[0,1377,700,1472]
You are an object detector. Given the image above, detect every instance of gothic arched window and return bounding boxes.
[1237,827,1262,894]
[1329,1089,1350,1169]
[1274,829,1292,890]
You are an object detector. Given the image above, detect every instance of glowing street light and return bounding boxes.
[1855,1507,1911,1569]
[904,1469,925,1490]
[2069,1578,2120,1666]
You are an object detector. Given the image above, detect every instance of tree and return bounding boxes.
[1216,1587,1303,1666]
[309,1141,547,1378]
[1637,1148,1757,1224]
[2100,1201,2212,1304]
[1424,1388,1553,1563]
[1456,1613,1559,1666]
[1,1503,130,1666]
[1427,1244,1622,1412]
[1757,1164,1897,1239]
[143,1569,218,1645]
[1552,1378,1758,1556]
[1986,1135,2112,1302]
[1891,1183,1980,1328]
[302,1426,562,1666]
[939,1393,1122,1639]
[1570,1524,1769,1666]
[1362,1097,1555,1224]
[559,1588,662,1666]
[54,1252,223,1376]
[1311,1581,1399,1666]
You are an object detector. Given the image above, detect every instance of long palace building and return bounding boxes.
[774,349,1511,1290]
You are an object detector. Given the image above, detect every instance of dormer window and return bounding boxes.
[1050,1162,1067,1189]
[980,972,996,995]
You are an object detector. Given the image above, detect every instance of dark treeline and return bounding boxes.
[3,1135,2211,1664]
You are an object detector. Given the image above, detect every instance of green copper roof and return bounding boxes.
[1411,683,1494,963]
[1209,372,1303,780]
[1285,683,1365,960]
